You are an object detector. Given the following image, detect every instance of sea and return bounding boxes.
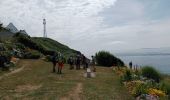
[116,55,170,75]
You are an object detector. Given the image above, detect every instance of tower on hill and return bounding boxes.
[43,19,47,38]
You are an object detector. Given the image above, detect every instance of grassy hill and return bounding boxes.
[32,37,80,57]
[0,25,80,58]
[13,32,80,57]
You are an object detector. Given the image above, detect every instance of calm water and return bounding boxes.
[117,55,170,75]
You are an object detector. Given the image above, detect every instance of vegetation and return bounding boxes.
[0,60,133,99]
[13,32,80,58]
[122,69,132,81]
[95,51,124,67]
[32,37,80,58]
[113,66,170,99]
[23,50,41,59]
[0,23,2,29]
[142,66,161,83]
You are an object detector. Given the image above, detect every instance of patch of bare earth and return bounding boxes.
[60,83,83,100]
[0,65,26,80]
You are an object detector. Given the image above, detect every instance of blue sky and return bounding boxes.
[0,0,170,57]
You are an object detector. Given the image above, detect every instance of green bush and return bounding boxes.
[142,66,161,83]
[123,70,132,81]
[0,23,2,29]
[1,51,12,62]
[95,51,124,67]
[159,82,170,97]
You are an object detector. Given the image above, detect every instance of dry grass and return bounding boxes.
[0,59,133,100]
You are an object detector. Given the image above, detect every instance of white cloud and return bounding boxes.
[0,0,170,57]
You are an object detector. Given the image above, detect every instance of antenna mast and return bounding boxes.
[43,19,47,38]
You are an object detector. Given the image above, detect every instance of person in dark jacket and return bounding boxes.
[82,55,86,70]
[51,52,58,72]
[129,61,133,69]
[68,56,74,70]
[76,55,81,70]
[0,52,8,70]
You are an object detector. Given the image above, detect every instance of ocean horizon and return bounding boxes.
[117,54,170,75]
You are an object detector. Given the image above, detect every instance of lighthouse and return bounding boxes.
[43,19,47,38]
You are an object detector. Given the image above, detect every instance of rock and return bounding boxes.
[84,68,96,78]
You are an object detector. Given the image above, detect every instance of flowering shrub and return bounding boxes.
[123,80,145,96]
[113,66,169,99]
[113,67,127,76]
[148,88,166,97]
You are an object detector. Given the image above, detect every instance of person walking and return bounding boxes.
[51,52,58,73]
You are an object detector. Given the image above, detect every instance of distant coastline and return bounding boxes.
[116,54,170,75]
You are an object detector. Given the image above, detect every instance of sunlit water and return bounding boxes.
[117,55,170,75]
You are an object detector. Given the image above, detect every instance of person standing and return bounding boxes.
[76,55,81,70]
[91,56,96,72]
[82,55,86,69]
[51,52,58,73]
[68,56,74,70]
[85,58,89,69]
[129,61,133,69]
[58,53,64,74]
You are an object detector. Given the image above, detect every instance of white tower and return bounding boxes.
[43,19,47,38]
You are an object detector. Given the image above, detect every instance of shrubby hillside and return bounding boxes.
[13,32,80,58]
[0,24,80,59]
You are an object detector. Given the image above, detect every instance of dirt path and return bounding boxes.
[60,83,83,100]
[0,65,26,80]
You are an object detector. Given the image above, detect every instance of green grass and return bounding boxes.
[32,37,79,57]
[0,60,133,100]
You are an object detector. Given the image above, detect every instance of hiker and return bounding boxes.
[51,52,58,73]
[68,56,74,70]
[91,56,96,72]
[0,53,5,68]
[82,55,86,69]
[85,58,89,69]
[129,61,132,69]
[76,55,81,70]
[58,53,64,74]
[0,52,9,70]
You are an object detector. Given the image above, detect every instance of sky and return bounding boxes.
[0,0,170,57]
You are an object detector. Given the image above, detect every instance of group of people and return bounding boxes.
[51,52,64,74]
[67,55,96,72]
[129,61,141,71]
[51,52,96,74]
[68,55,86,70]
